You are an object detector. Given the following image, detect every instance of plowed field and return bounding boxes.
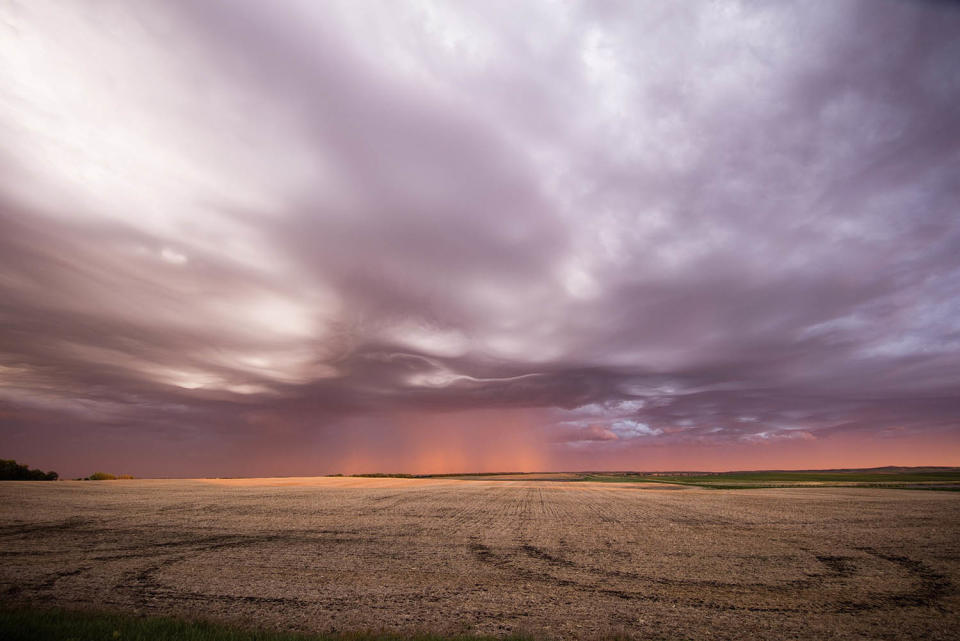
[1,478,957,640]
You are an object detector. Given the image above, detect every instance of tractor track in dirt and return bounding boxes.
[1,479,958,640]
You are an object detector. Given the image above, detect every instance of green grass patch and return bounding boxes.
[330,468,960,491]
[649,471,960,483]
[0,608,537,641]
[577,469,960,490]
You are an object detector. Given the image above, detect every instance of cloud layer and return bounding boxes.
[1,0,959,476]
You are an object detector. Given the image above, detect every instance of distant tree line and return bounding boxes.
[0,459,58,481]
[80,472,134,480]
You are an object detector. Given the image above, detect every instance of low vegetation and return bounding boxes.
[577,467,960,489]
[0,459,58,481]
[78,473,135,480]
[344,473,417,479]
[345,467,960,490]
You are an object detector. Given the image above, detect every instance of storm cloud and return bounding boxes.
[1,0,959,476]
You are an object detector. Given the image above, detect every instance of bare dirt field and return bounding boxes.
[1,478,958,640]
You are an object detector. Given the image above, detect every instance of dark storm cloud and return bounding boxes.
[1,0,959,470]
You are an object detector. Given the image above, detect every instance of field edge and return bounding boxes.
[0,606,554,641]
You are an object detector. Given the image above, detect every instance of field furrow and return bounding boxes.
[1,478,958,640]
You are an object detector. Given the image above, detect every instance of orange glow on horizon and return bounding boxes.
[7,407,957,479]
[335,409,548,475]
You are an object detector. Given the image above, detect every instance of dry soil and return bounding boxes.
[1,478,957,640]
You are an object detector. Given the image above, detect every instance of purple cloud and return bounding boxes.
[1,0,958,475]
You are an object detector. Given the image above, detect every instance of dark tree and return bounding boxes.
[0,459,58,481]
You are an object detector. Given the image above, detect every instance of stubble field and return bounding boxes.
[1,477,958,640]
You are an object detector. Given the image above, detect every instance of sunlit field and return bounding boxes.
[2,478,958,640]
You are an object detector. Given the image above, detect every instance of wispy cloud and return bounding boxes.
[1,0,959,475]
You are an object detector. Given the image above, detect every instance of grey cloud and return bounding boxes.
[1,0,959,474]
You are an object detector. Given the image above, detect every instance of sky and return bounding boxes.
[1,0,959,478]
